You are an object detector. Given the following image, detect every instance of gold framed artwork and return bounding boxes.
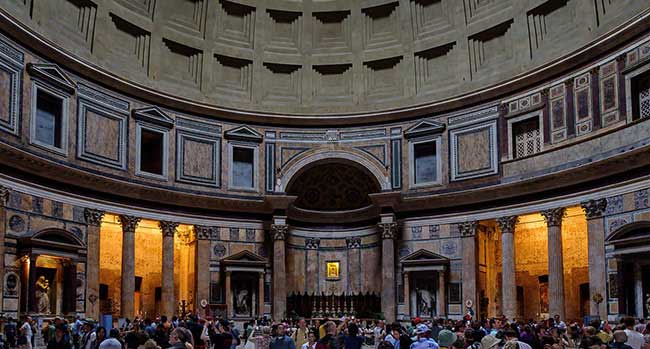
[326,261,340,279]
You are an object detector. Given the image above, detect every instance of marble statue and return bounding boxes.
[35,276,50,314]
[645,293,650,318]
[417,289,435,316]
[236,289,249,315]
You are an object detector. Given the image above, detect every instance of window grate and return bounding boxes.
[513,119,541,158]
[640,87,650,119]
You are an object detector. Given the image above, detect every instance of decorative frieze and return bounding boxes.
[581,198,608,219]
[346,237,361,249]
[496,216,518,234]
[305,238,320,249]
[195,225,219,240]
[159,221,179,237]
[0,186,10,207]
[540,207,566,227]
[458,221,478,237]
[84,208,105,226]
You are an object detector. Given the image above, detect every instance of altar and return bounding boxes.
[219,250,267,319]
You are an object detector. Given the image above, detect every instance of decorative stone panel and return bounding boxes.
[0,38,23,135]
[573,72,593,136]
[450,120,498,181]
[600,60,620,127]
[175,118,221,187]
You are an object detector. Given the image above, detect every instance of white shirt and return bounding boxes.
[624,329,645,349]
[301,343,316,349]
[20,322,32,339]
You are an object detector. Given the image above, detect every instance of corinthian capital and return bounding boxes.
[378,222,398,240]
[84,208,105,227]
[458,221,478,237]
[271,224,288,241]
[496,216,518,235]
[159,221,179,237]
[119,215,141,233]
[581,199,607,219]
[540,207,566,227]
[0,186,10,207]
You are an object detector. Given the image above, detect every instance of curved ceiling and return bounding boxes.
[1,0,648,124]
[287,162,381,212]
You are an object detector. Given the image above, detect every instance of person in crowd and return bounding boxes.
[47,324,72,349]
[170,327,194,349]
[143,339,161,349]
[505,329,532,349]
[344,323,364,349]
[293,319,309,349]
[270,324,296,349]
[256,327,273,349]
[124,323,149,349]
[316,322,338,349]
[301,332,317,349]
[154,324,171,349]
[19,315,33,349]
[611,331,633,349]
[5,317,17,348]
[624,318,645,349]
[91,327,107,349]
[209,320,234,349]
[108,329,125,349]
[374,321,386,349]
[383,323,401,349]
[81,320,96,349]
[410,324,438,349]
[436,330,457,349]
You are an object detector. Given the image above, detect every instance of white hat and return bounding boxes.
[99,338,122,349]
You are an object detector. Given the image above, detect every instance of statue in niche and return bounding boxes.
[417,289,435,317]
[235,289,250,316]
[35,276,50,314]
[645,293,650,318]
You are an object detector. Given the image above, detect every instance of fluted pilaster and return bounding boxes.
[159,221,178,317]
[119,215,141,319]
[378,218,397,322]
[541,207,567,320]
[84,208,105,319]
[271,219,288,320]
[581,199,608,316]
[458,221,479,319]
[497,216,518,319]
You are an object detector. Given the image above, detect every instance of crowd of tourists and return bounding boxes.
[4,314,650,349]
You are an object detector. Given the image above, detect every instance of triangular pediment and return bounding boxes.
[401,249,449,264]
[133,106,174,129]
[404,120,446,139]
[27,63,76,94]
[221,249,266,263]
[224,125,263,143]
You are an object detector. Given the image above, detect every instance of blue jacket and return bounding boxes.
[271,335,297,349]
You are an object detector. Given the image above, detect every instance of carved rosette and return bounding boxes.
[346,237,361,248]
[305,238,320,249]
[458,221,478,237]
[496,216,519,235]
[271,224,288,241]
[118,215,141,233]
[159,221,179,238]
[540,207,566,227]
[581,199,608,219]
[0,186,10,207]
[84,208,105,227]
[378,222,397,240]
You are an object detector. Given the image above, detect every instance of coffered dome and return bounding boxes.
[2,0,647,124]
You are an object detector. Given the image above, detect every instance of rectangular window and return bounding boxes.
[413,141,437,184]
[232,146,255,188]
[139,128,165,175]
[632,70,650,120]
[512,117,541,158]
[34,90,63,148]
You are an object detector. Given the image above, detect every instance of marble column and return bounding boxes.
[258,271,265,317]
[195,226,214,315]
[403,272,410,318]
[378,214,397,323]
[119,215,140,319]
[634,262,644,318]
[0,186,9,309]
[581,199,608,317]
[459,221,479,319]
[497,216,518,320]
[225,271,233,317]
[541,207,567,320]
[84,208,105,319]
[437,271,446,317]
[159,221,178,317]
[271,217,288,320]
[28,254,39,313]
